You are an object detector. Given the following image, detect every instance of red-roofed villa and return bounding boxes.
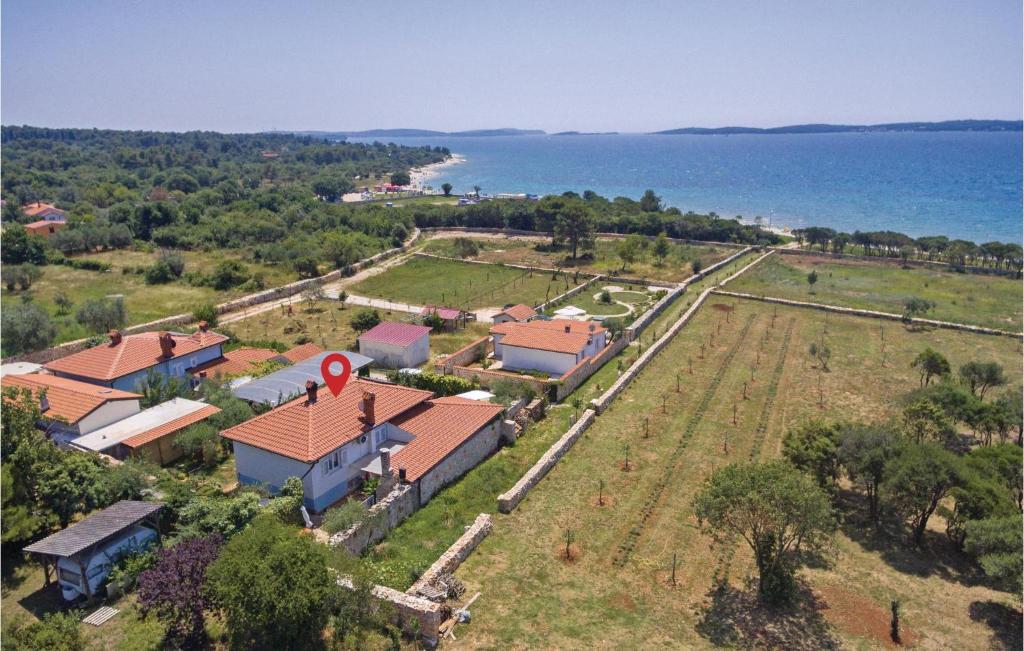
[221,378,504,511]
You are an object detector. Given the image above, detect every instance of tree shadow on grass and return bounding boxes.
[969,600,1023,651]
[833,487,989,588]
[695,578,840,649]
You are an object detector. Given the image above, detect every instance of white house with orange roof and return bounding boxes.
[1,373,142,438]
[221,378,504,511]
[23,202,66,222]
[492,303,538,325]
[489,318,607,376]
[44,323,227,392]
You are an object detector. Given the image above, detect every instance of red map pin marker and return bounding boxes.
[320,353,352,397]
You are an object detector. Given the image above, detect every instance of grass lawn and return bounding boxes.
[542,282,655,319]
[355,412,571,591]
[448,299,1022,649]
[349,256,573,311]
[422,236,733,284]
[1,248,299,348]
[729,254,1023,331]
[223,299,360,352]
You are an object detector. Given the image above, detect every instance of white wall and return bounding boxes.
[502,346,578,376]
[77,399,141,435]
[232,441,314,504]
[359,336,429,369]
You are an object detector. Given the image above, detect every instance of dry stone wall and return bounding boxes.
[712,290,1023,338]
[408,513,493,596]
[497,409,596,513]
[329,483,418,556]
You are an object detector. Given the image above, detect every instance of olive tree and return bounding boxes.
[911,348,950,386]
[694,460,836,604]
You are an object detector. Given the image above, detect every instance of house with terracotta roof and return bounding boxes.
[358,322,432,369]
[189,347,285,380]
[221,379,504,511]
[492,303,538,325]
[69,397,221,465]
[44,324,228,392]
[24,219,66,239]
[489,319,607,376]
[280,342,323,364]
[1,373,142,437]
[22,202,66,222]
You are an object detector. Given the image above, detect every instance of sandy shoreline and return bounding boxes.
[410,154,465,189]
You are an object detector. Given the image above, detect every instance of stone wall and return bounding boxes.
[449,365,551,397]
[624,246,752,340]
[2,229,422,365]
[712,290,1023,338]
[554,335,630,401]
[419,226,749,250]
[329,483,418,556]
[592,288,713,414]
[418,419,502,505]
[337,576,443,645]
[408,513,493,596]
[718,250,774,286]
[496,409,596,513]
[435,336,490,374]
[534,275,604,312]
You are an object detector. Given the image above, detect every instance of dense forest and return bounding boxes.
[1,126,448,270]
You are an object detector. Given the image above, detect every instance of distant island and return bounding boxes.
[291,128,546,139]
[552,131,619,136]
[652,119,1023,135]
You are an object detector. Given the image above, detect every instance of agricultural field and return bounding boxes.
[421,236,734,284]
[1,249,298,346]
[450,299,1022,649]
[349,255,575,311]
[224,296,492,368]
[728,254,1023,331]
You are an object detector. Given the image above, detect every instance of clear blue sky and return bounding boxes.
[2,0,1021,133]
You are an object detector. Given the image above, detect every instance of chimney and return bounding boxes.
[197,320,209,332]
[564,324,571,333]
[108,330,122,346]
[39,392,50,413]
[398,467,407,482]
[305,380,318,404]
[360,391,376,424]
[158,332,176,359]
[379,447,392,475]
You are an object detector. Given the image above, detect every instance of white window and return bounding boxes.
[322,449,346,475]
[374,429,387,446]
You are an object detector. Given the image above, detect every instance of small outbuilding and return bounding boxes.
[492,304,538,324]
[358,322,432,369]
[420,305,467,330]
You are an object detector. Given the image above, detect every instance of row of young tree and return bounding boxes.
[792,226,1023,272]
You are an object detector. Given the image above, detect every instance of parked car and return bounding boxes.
[57,524,158,601]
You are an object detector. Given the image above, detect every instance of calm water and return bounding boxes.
[353,132,1022,243]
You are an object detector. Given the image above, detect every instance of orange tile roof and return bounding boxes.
[45,330,229,382]
[490,318,604,337]
[391,396,504,481]
[497,304,537,321]
[23,202,64,217]
[24,220,65,234]
[123,404,221,448]
[189,348,281,377]
[281,343,323,363]
[220,379,432,462]
[1,374,140,424]
[498,328,590,355]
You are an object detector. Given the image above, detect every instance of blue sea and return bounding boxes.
[352,132,1022,243]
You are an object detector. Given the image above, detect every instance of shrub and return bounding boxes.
[144,259,176,284]
[350,308,381,333]
[3,612,84,651]
[209,259,250,290]
[75,296,128,333]
[192,303,218,326]
[322,500,368,534]
[1,303,57,355]
[108,548,157,593]
[390,370,477,396]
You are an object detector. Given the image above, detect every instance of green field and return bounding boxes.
[542,283,656,318]
[2,249,298,346]
[421,236,734,284]
[448,299,1022,649]
[349,256,574,310]
[729,254,1023,331]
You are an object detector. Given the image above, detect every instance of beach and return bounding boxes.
[409,153,466,189]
